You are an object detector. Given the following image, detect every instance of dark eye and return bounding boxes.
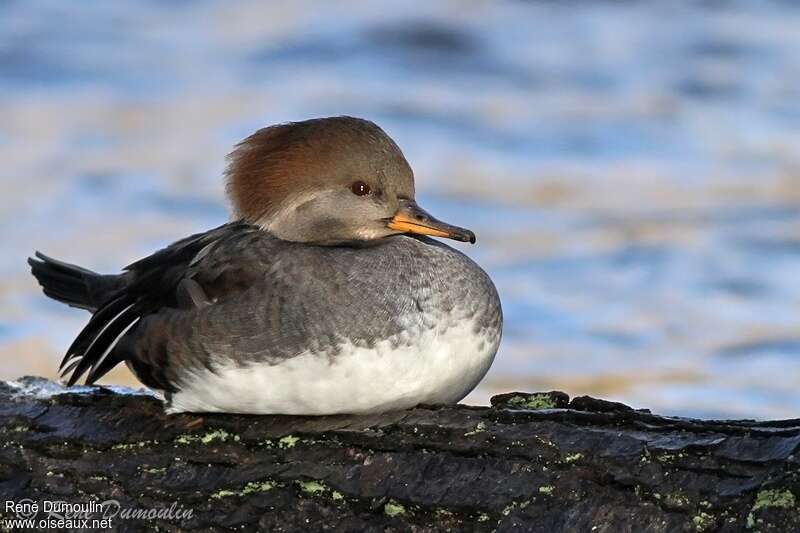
[350,181,371,196]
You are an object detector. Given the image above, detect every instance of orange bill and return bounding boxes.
[387,199,476,243]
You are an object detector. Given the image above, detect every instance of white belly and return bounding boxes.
[166,316,500,415]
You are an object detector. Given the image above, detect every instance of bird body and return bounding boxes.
[29,117,502,414]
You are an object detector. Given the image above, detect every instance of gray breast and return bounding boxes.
[196,234,501,366]
[135,233,502,390]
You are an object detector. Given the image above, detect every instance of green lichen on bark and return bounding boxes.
[507,393,561,410]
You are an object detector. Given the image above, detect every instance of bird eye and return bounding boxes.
[350,181,371,196]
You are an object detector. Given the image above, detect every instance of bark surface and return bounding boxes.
[0,377,799,532]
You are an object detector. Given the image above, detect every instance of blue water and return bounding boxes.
[2,0,800,418]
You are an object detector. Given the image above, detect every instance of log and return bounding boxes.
[0,377,798,532]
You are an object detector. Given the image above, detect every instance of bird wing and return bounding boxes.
[60,221,267,387]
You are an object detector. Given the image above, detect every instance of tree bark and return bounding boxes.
[0,377,798,532]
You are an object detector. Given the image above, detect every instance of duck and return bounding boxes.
[28,116,503,415]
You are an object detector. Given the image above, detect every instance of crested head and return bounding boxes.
[225,116,475,246]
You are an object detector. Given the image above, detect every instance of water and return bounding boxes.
[2,0,800,419]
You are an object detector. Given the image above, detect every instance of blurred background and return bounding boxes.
[2,1,800,419]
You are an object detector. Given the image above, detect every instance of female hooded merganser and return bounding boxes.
[29,116,502,414]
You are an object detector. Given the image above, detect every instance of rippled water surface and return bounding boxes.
[2,1,800,418]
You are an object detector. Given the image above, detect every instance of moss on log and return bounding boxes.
[0,377,799,532]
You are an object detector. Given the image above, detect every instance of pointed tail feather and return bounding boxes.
[28,252,122,312]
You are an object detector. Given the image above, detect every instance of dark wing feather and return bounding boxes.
[66,304,141,386]
[60,294,132,370]
[60,221,259,386]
